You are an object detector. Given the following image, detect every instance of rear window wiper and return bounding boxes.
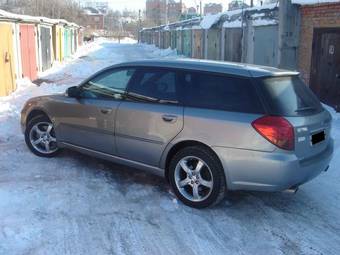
[295,106,316,112]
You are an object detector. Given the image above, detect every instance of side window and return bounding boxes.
[182,72,263,113]
[80,68,135,99]
[128,69,179,103]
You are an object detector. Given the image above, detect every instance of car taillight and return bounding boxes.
[252,116,294,151]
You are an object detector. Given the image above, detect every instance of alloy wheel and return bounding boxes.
[174,156,214,202]
[29,122,58,154]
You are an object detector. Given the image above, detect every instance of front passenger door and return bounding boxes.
[55,68,135,155]
[115,68,184,167]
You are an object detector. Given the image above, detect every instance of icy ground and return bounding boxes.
[0,39,340,255]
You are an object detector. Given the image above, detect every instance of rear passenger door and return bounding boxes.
[115,68,184,167]
[179,71,268,151]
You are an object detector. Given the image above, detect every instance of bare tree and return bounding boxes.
[0,0,86,24]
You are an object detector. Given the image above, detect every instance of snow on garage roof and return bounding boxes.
[292,0,340,5]
[200,12,223,29]
[0,9,78,27]
[200,3,278,29]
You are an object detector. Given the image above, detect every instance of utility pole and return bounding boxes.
[138,9,142,42]
[165,0,168,24]
[199,0,202,17]
[278,0,298,70]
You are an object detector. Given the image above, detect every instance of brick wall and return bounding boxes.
[298,2,340,85]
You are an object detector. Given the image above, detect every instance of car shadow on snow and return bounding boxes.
[58,148,169,193]
[55,148,318,215]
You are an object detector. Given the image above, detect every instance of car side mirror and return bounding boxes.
[66,86,81,98]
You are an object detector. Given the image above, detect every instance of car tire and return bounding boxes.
[25,115,60,157]
[169,146,226,208]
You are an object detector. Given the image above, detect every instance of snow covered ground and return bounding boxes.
[0,38,340,255]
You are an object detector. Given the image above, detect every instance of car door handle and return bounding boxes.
[162,115,177,123]
[336,74,340,79]
[100,108,112,114]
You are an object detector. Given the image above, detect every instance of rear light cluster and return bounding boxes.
[252,116,295,151]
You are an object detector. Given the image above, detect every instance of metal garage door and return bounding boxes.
[192,29,203,59]
[164,31,171,49]
[170,30,176,49]
[224,28,242,62]
[310,28,340,111]
[207,29,221,60]
[176,30,182,54]
[0,22,16,96]
[182,30,192,57]
[20,24,38,80]
[253,25,278,67]
[59,27,64,61]
[40,26,52,71]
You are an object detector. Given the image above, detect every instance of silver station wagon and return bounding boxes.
[21,59,334,208]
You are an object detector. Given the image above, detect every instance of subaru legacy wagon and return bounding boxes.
[21,59,334,208]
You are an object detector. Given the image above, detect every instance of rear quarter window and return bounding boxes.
[181,72,264,114]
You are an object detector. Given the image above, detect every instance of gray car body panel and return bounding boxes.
[21,59,333,191]
[115,101,184,166]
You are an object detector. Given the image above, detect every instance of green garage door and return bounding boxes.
[182,30,192,57]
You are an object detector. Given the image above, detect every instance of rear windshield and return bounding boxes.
[259,76,323,116]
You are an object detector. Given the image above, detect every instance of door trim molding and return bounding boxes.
[59,142,165,176]
[115,133,164,145]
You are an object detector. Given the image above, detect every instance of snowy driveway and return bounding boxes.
[0,39,340,255]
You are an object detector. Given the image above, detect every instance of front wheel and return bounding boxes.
[169,146,226,208]
[25,115,60,157]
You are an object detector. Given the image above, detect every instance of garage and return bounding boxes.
[38,24,53,71]
[182,29,192,57]
[206,28,221,60]
[19,23,38,80]
[310,28,340,111]
[253,25,279,67]
[0,21,16,96]
[63,26,71,58]
[52,24,63,62]
[224,27,242,62]
[192,28,204,59]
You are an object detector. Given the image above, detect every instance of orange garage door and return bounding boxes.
[20,24,38,81]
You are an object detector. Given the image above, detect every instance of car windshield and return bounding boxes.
[259,76,323,116]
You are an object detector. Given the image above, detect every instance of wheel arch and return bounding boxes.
[163,140,224,183]
[26,108,50,126]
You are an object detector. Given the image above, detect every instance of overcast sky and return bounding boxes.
[105,0,254,11]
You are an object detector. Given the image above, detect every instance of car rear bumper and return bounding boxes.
[212,138,334,192]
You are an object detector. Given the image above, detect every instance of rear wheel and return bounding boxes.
[169,146,226,208]
[25,115,60,157]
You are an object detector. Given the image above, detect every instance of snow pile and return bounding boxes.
[292,0,340,5]
[141,44,179,57]
[324,104,339,121]
[120,37,137,44]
